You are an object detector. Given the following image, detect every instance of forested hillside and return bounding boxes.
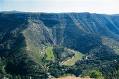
[0,12,119,79]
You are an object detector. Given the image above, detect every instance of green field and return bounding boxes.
[45,47,55,61]
[63,52,84,66]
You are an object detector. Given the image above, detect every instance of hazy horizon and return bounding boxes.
[0,0,119,14]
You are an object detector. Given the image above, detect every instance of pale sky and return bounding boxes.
[0,0,119,14]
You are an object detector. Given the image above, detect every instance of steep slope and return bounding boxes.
[0,12,119,79]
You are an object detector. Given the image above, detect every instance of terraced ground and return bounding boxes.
[62,52,84,66]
